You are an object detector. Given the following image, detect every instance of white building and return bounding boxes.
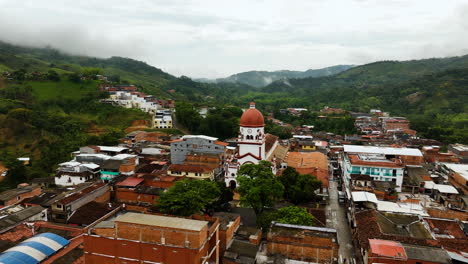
[341,145,423,192]
[55,161,100,186]
[154,109,173,128]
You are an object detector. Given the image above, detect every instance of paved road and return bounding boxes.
[327,179,356,264]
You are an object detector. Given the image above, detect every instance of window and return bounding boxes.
[393,169,397,176]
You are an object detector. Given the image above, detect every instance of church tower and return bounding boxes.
[237,102,265,164]
[225,102,265,188]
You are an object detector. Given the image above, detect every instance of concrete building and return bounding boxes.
[442,163,468,195]
[154,109,173,128]
[448,144,468,163]
[84,211,220,264]
[342,145,424,192]
[0,184,42,208]
[168,164,218,180]
[170,135,227,165]
[51,183,109,223]
[54,161,100,186]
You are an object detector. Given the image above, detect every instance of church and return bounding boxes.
[224,102,286,188]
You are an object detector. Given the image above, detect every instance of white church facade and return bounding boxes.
[225,102,280,188]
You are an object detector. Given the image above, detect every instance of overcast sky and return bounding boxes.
[1,0,467,78]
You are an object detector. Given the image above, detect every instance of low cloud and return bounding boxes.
[0,0,467,78]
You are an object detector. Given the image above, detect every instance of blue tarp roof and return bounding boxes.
[0,232,69,264]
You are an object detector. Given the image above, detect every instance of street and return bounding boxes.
[327,179,356,264]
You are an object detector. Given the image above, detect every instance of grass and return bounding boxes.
[27,80,99,101]
[145,128,184,135]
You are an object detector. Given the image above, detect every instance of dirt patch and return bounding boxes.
[124,119,151,133]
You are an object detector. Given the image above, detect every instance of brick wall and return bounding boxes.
[115,222,208,249]
[115,189,158,204]
[267,232,338,264]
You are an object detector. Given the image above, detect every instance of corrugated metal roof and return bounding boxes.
[352,191,378,204]
[0,232,69,264]
[369,239,407,259]
[344,145,423,157]
[116,177,144,187]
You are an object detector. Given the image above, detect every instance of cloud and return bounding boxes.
[0,0,467,78]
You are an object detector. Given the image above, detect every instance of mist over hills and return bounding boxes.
[196,65,354,88]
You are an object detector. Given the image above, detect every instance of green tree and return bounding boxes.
[7,108,33,122]
[237,161,284,215]
[67,72,81,83]
[46,70,60,81]
[81,67,103,79]
[257,206,314,231]
[157,179,221,216]
[280,167,321,204]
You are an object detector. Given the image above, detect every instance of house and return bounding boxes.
[100,154,139,181]
[84,211,220,264]
[342,145,424,192]
[55,160,100,186]
[154,109,173,128]
[0,205,48,233]
[79,145,129,156]
[290,135,316,151]
[168,164,217,180]
[448,144,468,163]
[284,151,330,194]
[320,106,346,115]
[51,183,109,223]
[353,210,436,262]
[422,146,459,163]
[115,177,165,205]
[170,135,227,165]
[442,163,468,195]
[265,222,338,264]
[0,184,42,207]
[367,239,450,264]
[380,117,410,132]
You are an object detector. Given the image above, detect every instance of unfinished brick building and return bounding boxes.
[84,211,220,264]
[266,222,338,264]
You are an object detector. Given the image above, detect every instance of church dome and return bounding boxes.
[240,102,264,127]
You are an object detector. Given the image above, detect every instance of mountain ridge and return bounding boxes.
[196,65,355,88]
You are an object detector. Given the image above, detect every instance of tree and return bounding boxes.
[81,67,103,79]
[274,206,314,226]
[67,72,81,83]
[46,70,60,81]
[157,179,221,216]
[237,161,284,215]
[280,167,321,204]
[257,206,315,231]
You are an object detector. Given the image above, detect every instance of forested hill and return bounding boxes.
[0,41,253,102]
[234,56,468,143]
[197,65,354,88]
[262,56,468,94]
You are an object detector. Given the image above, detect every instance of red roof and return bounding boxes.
[117,177,145,187]
[240,103,264,127]
[369,239,407,259]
